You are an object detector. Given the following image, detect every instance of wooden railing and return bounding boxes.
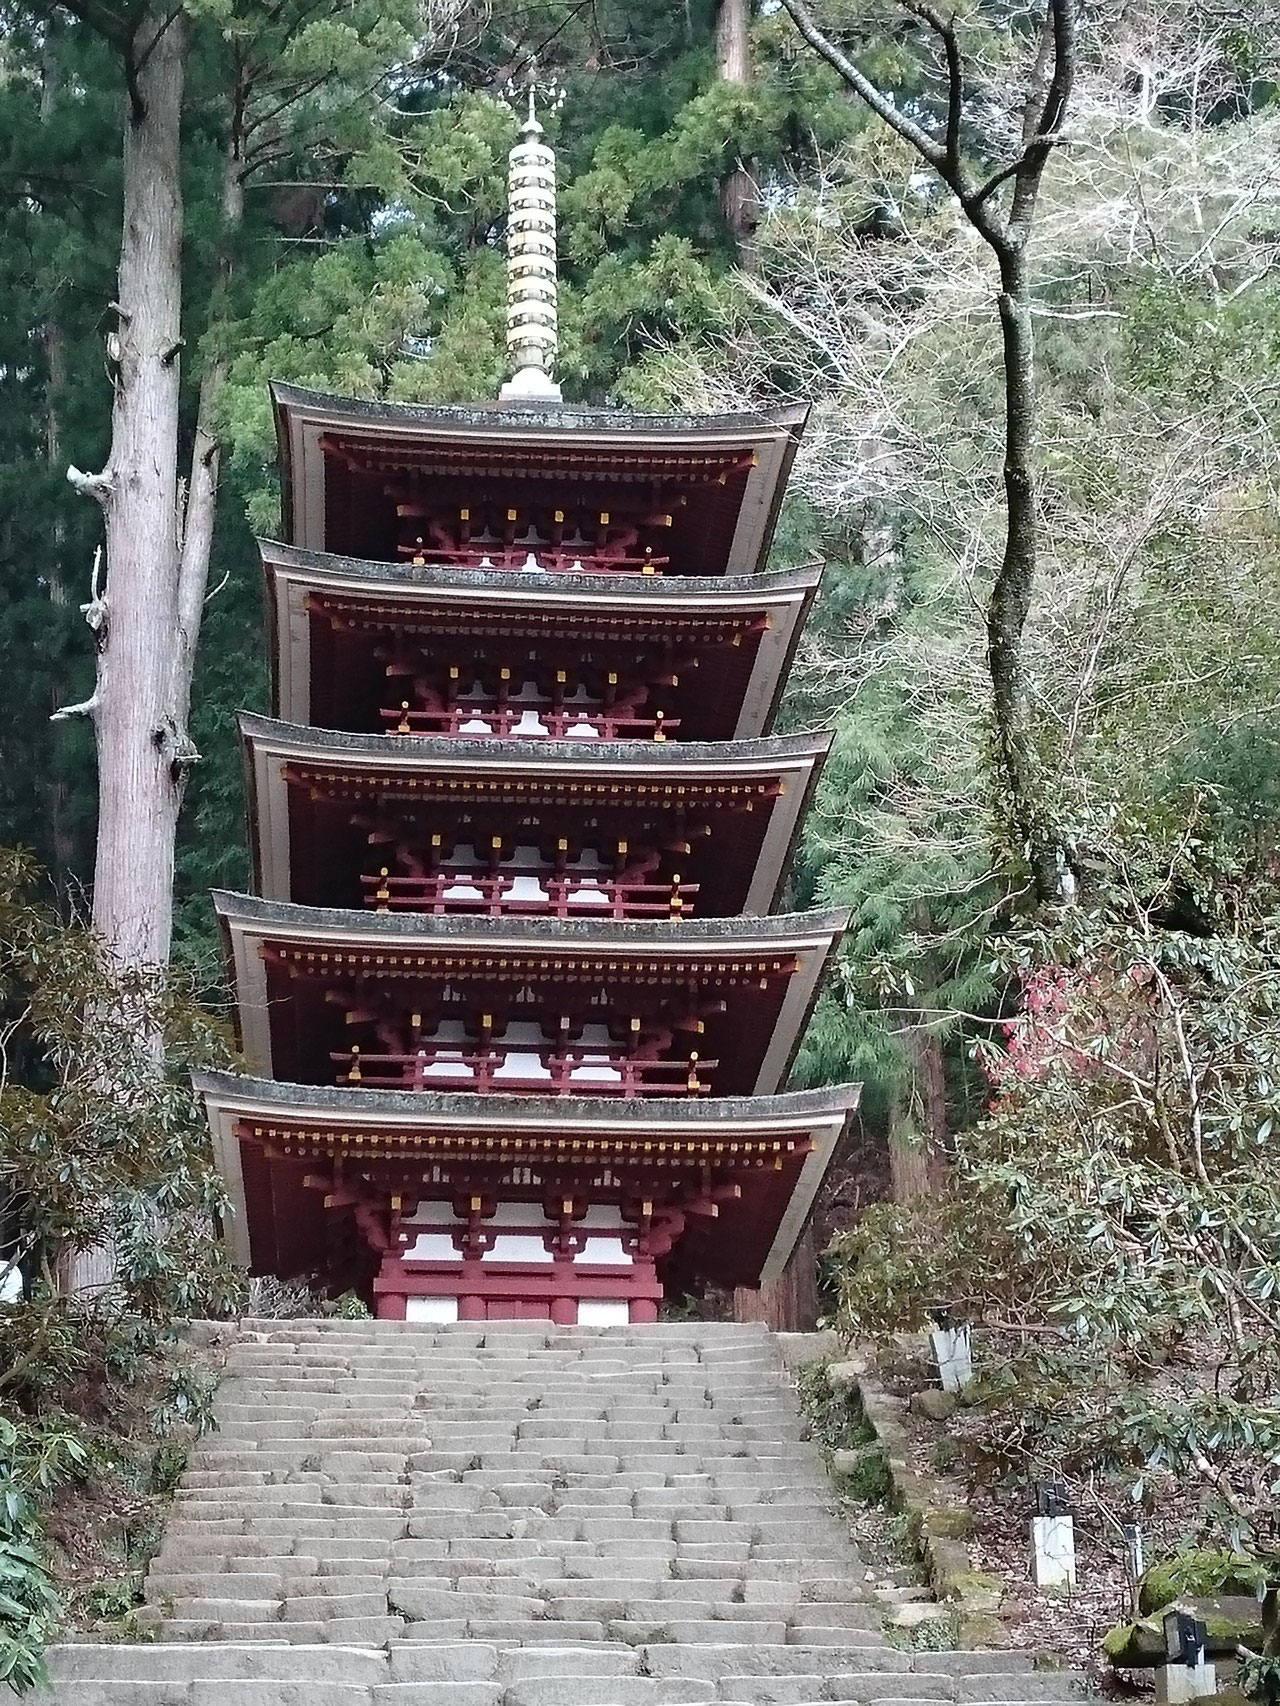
[395,544,669,576]
[381,704,676,742]
[332,1046,713,1097]
[360,871,695,919]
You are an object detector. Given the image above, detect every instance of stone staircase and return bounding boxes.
[42,1321,1091,1705]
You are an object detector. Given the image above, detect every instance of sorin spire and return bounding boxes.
[499,88,562,403]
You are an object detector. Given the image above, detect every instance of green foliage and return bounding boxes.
[883,1610,961,1652]
[0,1418,83,1693]
[829,817,1280,1542]
[1138,1550,1271,1616]
[0,847,241,1685]
[795,1359,877,1458]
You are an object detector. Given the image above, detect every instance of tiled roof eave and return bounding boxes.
[212,890,850,948]
[195,1068,861,1126]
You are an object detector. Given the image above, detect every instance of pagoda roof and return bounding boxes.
[241,713,831,916]
[260,539,823,739]
[195,1069,860,1288]
[271,383,808,572]
[214,890,847,1098]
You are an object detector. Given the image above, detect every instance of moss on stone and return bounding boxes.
[921,1508,974,1541]
[939,1569,1005,1613]
[1101,1600,1266,1668]
[1101,1618,1166,1666]
[955,1611,1005,1647]
[1139,1551,1269,1616]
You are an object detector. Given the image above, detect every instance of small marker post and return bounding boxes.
[1029,1480,1076,1592]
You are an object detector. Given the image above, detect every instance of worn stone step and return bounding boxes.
[954,1682,1088,1703]
[371,1686,502,1705]
[505,1681,718,1706]
[78,1322,1088,1706]
[45,1644,388,1682]
[643,1647,914,1680]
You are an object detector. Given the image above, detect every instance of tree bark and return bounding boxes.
[89,7,188,967]
[715,0,757,266]
[888,1027,949,1199]
[733,1227,820,1330]
[987,241,1061,905]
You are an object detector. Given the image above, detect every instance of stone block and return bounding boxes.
[468,1620,607,1643]
[718,1678,839,1705]
[372,1686,502,1706]
[498,1647,643,1681]
[385,1585,542,1620]
[34,1686,190,1706]
[504,1681,718,1706]
[385,1643,500,1683]
[188,1685,371,1706]
[954,1678,1087,1702]
[281,1592,388,1620]
[46,1644,388,1685]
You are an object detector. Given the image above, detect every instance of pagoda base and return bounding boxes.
[370,1197,666,1324]
[372,1257,662,1324]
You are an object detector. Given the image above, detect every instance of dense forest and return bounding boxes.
[1,0,1280,1683]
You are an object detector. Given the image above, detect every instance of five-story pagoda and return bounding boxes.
[195,98,860,1324]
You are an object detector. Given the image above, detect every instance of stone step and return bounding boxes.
[43,1646,1092,1702]
[45,1322,1092,1706]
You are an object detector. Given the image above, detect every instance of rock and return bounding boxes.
[1100,1617,1168,1667]
[909,1389,958,1423]
[938,1569,1005,1614]
[826,1359,867,1393]
[955,1611,1006,1647]
[1139,1551,1269,1616]
[1197,1596,1269,1652]
[830,1445,882,1476]
[888,1601,951,1629]
[1101,1599,1266,1670]
[920,1508,974,1541]
[178,1320,232,1349]
[775,1331,842,1369]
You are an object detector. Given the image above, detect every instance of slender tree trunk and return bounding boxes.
[716,0,757,266]
[776,0,1075,908]
[987,240,1061,907]
[175,134,245,727]
[88,8,188,967]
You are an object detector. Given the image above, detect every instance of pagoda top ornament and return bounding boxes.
[500,88,562,404]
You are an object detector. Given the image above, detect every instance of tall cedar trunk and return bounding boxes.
[715,0,757,265]
[988,244,1059,906]
[91,8,188,966]
[888,1028,949,1200]
[733,1226,820,1330]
